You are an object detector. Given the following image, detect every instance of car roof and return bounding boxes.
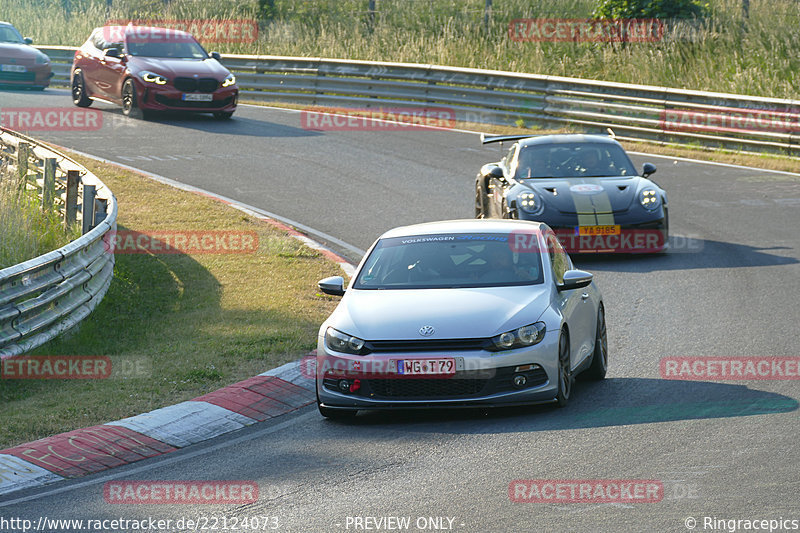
[379,219,547,239]
[517,133,623,148]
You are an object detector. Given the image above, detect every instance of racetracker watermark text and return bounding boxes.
[105,19,258,43]
[661,357,800,381]
[105,230,258,254]
[104,480,258,504]
[0,108,102,131]
[509,479,663,503]
[300,107,456,131]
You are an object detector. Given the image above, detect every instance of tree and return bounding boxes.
[592,0,710,19]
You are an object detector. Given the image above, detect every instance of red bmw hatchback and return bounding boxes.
[71,26,238,119]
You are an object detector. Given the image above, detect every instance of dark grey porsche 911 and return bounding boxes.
[475,133,668,253]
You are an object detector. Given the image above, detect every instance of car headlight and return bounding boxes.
[325,327,366,355]
[222,74,236,87]
[487,322,546,351]
[517,190,544,215]
[34,52,49,64]
[639,188,660,210]
[140,71,167,85]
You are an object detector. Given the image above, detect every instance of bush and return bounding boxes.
[593,0,710,19]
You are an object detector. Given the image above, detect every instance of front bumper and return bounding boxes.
[0,64,52,89]
[536,215,668,254]
[135,80,238,113]
[315,332,560,410]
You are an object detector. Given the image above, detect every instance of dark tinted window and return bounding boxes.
[515,142,637,179]
[354,233,544,289]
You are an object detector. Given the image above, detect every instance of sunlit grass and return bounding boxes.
[1,0,797,98]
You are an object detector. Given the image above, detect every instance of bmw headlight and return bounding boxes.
[34,52,49,64]
[222,74,236,87]
[639,188,660,210]
[488,322,546,351]
[140,71,167,85]
[517,190,544,215]
[325,327,366,355]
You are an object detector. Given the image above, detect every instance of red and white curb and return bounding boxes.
[0,147,355,498]
[0,360,316,497]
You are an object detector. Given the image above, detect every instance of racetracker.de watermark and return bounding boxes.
[1,356,111,380]
[661,107,800,135]
[509,18,664,42]
[0,108,102,132]
[105,19,258,43]
[105,230,258,255]
[103,480,258,504]
[508,228,702,254]
[661,357,800,381]
[509,479,663,503]
[300,107,456,131]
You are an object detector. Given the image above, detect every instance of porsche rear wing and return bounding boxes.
[480,129,616,145]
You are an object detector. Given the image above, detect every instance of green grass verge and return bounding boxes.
[0,168,80,270]
[0,154,343,449]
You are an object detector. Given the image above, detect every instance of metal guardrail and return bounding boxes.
[0,127,116,358]
[38,45,800,157]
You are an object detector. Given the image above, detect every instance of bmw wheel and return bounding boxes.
[71,70,91,107]
[122,78,147,119]
[555,330,573,407]
[582,305,608,380]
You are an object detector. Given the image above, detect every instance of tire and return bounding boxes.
[213,111,234,120]
[71,70,91,107]
[122,78,146,119]
[582,305,608,380]
[555,330,573,407]
[475,180,486,219]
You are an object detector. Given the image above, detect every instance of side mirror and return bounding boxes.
[318,276,345,296]
[104,48,121,59]
[557,269,593,291]
[488,166,504,179]
[24,37,33,45]
[210,51,221,61]
[642,162,656,178]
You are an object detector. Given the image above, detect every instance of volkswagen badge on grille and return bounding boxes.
[419,325,435,337]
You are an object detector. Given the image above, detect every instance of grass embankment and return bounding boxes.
[1,0,798,98]
[0,155,343,449]
[0,165,79,270]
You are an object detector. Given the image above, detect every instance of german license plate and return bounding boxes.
[396,358,455,376]
[1,64,26,73]
[575,225,620,236]
[182,93,213,102]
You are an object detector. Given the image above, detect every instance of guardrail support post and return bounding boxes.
[94,198,108,227]
[43,157,56,212]
[82,184,96,235]
[65,170,80,227]
[17,142,29,186]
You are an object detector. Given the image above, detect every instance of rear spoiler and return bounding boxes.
[480,128,616,144]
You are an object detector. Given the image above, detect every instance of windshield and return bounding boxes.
[0,26,24,43]
[354,233,544,289]
[514,142,637,179]
[125,37,208,59]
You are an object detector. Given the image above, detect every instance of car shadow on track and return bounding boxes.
[571,239,798,273]
[114,110,324,139]
[330,378,797,433]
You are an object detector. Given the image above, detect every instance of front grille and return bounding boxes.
[366,378,488,399]
[154,94,233,109]
[0,72,35,82]
[173,77,219,92]
[366,338,489,353]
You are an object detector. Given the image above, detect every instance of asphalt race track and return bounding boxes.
[1,88,799,532]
